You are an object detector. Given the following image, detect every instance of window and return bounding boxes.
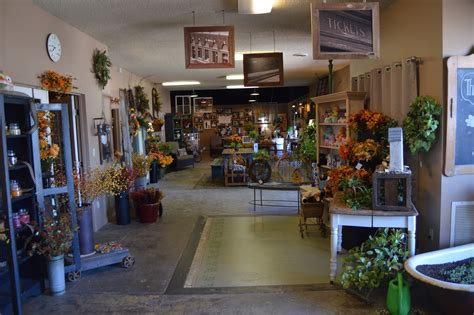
[175,95,192,115]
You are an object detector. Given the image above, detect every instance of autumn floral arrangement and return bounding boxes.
[326,166,372,210]
[229,134,242,150]
[103,165,136,196]
[349,109,397,136]
[132,153,153,177]
[38,70,76,96]
[29,213,75,258]
[352,139,380,162]
[148,142,174,168]
[38,111,61,172]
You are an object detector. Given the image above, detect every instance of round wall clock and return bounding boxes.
[46,33,62,62]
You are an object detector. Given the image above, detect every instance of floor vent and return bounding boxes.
[450,201,474,246]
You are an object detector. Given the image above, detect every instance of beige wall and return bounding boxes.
[439,0,474,248]
[0,0,170,230]
[308,65,351,97]
[350,0,444,252]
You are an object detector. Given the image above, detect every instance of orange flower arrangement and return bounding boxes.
[38,111,60,169]
[349,109,397,134]
[229,134,242,149]
[326,166,371,195]
[352,139,380,162]
[338,138,354,162]
[38,70,76,95]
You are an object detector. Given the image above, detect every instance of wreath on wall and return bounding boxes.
[92,49,112,89]
[403,95,442,154]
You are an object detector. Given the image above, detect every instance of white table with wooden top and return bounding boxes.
[328,196,418,283]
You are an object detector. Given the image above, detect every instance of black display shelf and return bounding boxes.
[8,165,27,172]
[11,193,33,204]
[6,135,28,139]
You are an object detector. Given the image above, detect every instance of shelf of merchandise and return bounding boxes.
[311,91,366,172]
[0,91,43,315]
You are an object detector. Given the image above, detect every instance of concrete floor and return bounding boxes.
[24,158,437,314]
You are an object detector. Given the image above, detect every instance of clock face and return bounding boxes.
[47,33,62,62]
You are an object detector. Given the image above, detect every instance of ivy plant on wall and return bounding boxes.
[92,49,111,89]
[134,85,150,114]
[152,88,162,115]
[403,96,442,154]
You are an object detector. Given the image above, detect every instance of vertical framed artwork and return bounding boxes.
[243,52,284,87]
[184,26,235,69]
[445,54,474,176]
[311,2,380,60]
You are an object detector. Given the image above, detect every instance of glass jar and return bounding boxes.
[19,209,30,225]
[10,180,22,198]
[9,123,21,135]
[12,213,22,230]
[7,150,17,166]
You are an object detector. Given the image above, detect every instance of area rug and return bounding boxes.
[184,216,331,288]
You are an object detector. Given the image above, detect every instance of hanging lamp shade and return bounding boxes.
[238,0,273,14]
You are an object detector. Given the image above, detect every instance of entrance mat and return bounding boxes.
[166,215,339,295]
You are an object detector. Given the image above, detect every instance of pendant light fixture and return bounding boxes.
[190,89,198,98]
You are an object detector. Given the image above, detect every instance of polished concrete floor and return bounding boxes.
[24,158,438,314]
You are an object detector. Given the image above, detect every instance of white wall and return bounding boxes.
[0,0,170,230]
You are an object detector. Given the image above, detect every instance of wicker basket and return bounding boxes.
[300,200,324,220]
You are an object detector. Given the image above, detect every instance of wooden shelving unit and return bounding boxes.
[311,91,366,171]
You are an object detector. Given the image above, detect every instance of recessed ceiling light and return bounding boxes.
[162,81,200,86]
[249,99,256,103]
[226,74,244,80]
[226,85,258,89]
[291,105,296,108]
[292,53,309,57]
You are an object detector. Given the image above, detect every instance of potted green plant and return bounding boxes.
[30,213,75,296]
[104,165,136,225]
[130,188,164,223]
[341,228,410,304]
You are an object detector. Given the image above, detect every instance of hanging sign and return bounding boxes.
[311,2,380,60]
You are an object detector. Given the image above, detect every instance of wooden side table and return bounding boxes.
[328,197,418,283]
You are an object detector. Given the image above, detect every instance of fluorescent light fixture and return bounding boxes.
[162,81,200,86]
[238,0,273,14]
[249,99,256,103]
[226,85,258,89]
[292,53,309,57]
[235,51,273,61]
[226,74,244,80]
[235,53,244,61]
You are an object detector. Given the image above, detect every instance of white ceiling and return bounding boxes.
[34,0,392,89]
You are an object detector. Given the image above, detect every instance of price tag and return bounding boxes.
[355,162,363,170]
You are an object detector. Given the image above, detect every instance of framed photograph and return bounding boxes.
[184,26,235,69]
[244,52,284,87]
[211,120,217,128]
[311,2,380,60]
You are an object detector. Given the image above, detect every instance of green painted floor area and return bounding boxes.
[185,216,331,288]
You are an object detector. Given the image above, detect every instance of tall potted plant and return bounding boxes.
[30,213,74,296]
[104,165,136,225]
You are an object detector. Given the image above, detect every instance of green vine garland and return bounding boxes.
[92,49,111,89]
[403,95,442,154]
[134,85,150,114]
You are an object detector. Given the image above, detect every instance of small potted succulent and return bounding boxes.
[130,188,164,223]
[29,213,75,296]
[104,165,136,225]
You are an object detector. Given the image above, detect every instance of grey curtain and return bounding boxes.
[352,57,419,123]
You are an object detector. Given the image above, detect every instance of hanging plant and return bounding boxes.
[92,49,112,89]
[134,85,150,114]
[152,88,162,115]
[403,96,442,154]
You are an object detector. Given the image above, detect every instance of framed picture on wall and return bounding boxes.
[184,26,235,69]
[243,52,284,87]
[311,2,380,60]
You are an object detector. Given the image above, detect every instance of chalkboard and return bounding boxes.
[311,2,380,60]
[445,54,474,176]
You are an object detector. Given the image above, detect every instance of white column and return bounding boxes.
[407,216,416,256]
[337,225,343,253]
[330,214,339,283]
